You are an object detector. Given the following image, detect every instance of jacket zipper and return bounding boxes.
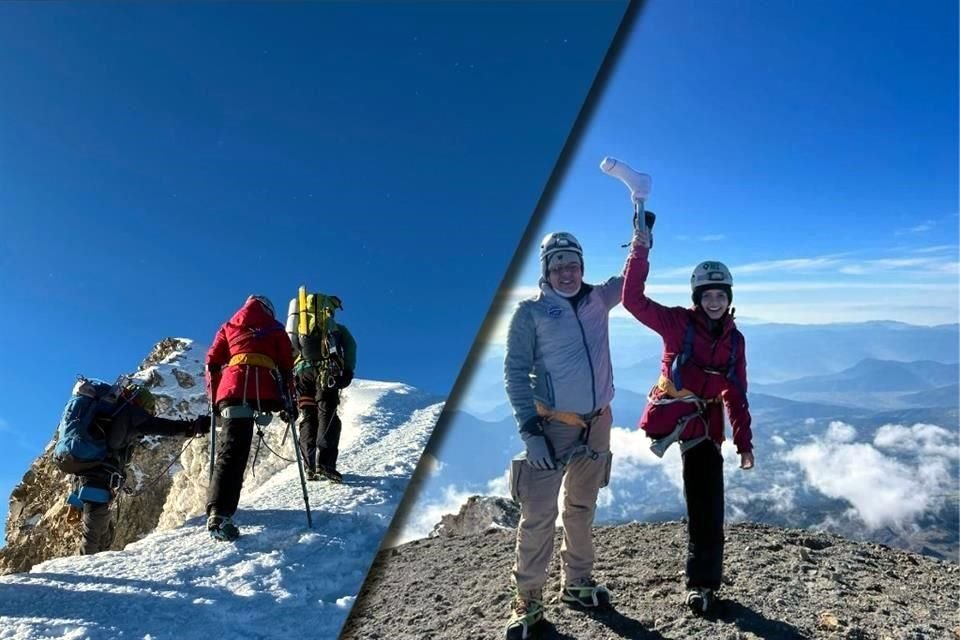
[574,299,597,409]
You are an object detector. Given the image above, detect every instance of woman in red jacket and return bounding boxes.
[622,222,754,615]
[205,295,295,541]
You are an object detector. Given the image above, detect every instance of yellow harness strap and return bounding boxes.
[227,353,277,369]
[535,401,587,428]
[656,374,722,404]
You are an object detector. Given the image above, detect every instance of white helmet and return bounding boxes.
[247,295,276,318]
[539,231,584,279]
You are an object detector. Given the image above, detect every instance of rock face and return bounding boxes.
[342,519,960,640]
[0,338,209,575]
[431,495,520,538]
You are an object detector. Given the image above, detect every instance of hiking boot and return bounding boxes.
[317,466,343,483]
[207,515,240,542]
[685,588,716,615]
[560,576,611,608]
[306,470,320,482]
[505,590,545,640]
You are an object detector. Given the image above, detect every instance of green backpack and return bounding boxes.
[293,287,345,387]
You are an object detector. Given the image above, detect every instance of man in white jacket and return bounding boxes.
[503,231,621,639]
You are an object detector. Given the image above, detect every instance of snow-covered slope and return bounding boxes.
[0,379,443,640]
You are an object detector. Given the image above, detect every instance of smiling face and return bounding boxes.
[699,288,730,320]
[548,261,583,295]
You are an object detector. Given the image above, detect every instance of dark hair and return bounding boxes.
[692,284,732,307]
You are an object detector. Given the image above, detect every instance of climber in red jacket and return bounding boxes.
[622,220,754,616]
[204,295,295,541]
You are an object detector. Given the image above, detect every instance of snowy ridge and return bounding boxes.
[0,380,443,640]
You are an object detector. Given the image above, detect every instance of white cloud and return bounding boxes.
[728,483,796,517]
[607,427,686,488]
[804,418,816,426]
[486,469,510,498]
[873,423,959,458]
[826,421,857,443]
[895,221,935,235]
[771,435,786,447]
[783,422,955,531]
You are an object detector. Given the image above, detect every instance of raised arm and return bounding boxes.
[594,275,624,310]
[622,230,686,338]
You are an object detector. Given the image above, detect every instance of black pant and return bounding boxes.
[298,392,342,472]
[206,417,254,518]
[78,468,116,555]
[296,366,343,472]
[682,439,725,590]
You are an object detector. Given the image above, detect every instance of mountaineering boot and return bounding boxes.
[505,590,545,640]
[686,588,716,615]
[560,576,611,608]
[317,466,343,484]
[306,470,320,482]
[207,514,240,542]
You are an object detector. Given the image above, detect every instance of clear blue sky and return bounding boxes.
[503,0,958,331]
[0,1,629,539]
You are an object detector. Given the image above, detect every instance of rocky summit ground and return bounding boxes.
[341,521,959,640]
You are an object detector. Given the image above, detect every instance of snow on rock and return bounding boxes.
[0,377,443,640]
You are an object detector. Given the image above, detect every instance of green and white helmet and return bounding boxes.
[690,261,733,290]
[690,261,734,305]
[539,231,584,279]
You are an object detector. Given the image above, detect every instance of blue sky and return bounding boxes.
[0,2,629,540]
[494,0,958,334]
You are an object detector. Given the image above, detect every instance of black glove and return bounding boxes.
[189,415,211,437]
[632,209,656,247]
[339,368,354,388]
[279,406,299,424]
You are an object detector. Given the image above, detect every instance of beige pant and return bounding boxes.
[510,409,613,597]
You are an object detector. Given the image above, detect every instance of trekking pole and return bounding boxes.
[286,410,313,528]
[275,372,312,529]
[208,391,216,483]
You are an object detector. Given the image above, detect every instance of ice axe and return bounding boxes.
[600,157,655,237]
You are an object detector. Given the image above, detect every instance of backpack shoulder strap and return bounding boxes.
[727,329,738,375]
[670,320,696,392]
[725,329,748,405]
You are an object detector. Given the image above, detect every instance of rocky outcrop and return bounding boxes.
[343,520,960,639]
[0,338,208,575]
[431,495,520,538]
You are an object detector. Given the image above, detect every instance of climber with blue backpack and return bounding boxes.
[622,219,755,616]
[53,376,209,555]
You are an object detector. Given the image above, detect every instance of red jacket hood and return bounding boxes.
[228,299,278,330]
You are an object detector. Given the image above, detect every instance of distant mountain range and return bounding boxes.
[462,320,959,415]
[754,359,958,394]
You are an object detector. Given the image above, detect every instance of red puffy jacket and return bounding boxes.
[622,245,753,453]
[206,299,295,409]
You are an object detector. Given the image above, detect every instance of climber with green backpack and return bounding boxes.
[286,286,358,483]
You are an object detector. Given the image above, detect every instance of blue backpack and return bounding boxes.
[53,377,123,474]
